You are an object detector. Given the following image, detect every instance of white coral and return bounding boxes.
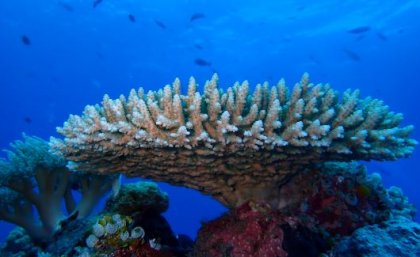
[51,74,417,208]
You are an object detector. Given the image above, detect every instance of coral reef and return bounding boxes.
[109,240,174,257]
[192,201,288,257]
[78,213,174,257]
[2,160,415,257]
[327,184,419,256]
[192,162,417,257]
[104,181,169,216]
[0,135,118,242]
[103,181,183,254]
[0,219,97,257]
[51,74,416,208]
[0,181,190,257]
[1,74,418,257]
[386,186,417,219]
[330,216,420,257]
[0,228,38,257]
[275,162,393,236]
[192,201,333,257]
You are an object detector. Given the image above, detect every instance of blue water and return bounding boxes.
[0,0,419,243]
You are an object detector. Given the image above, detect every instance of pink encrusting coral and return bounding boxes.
[193,202,288,257]
[50,74,417,209]
[274,162,394,236]
[192,162,409,257]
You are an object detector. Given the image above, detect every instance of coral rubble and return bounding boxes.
[51,74,417,208]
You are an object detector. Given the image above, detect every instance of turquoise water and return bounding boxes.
[0,0,419,246]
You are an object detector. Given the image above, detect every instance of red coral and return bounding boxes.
[276,163,391,237]
[193,202,288,257]
[111,240,173,257]
[302,172,389,235]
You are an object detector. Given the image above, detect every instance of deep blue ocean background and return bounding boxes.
[0,0,419,243]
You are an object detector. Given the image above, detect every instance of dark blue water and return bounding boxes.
[0,0,419,243]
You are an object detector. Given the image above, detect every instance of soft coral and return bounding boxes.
[0,135,118,242]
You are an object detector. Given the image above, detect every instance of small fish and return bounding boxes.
[376,32,388,41]
[23,117,32,124]
[342,48,360,62]
[128,14,136,22]
[347,26,371,34]
[59,210,79,230]
[282,35,292,42]
[354,34,365,42]
[21,35,31,45]
[308,55,319,64]
[194,58,211,66]
[93,0,103,8]
[190,13,205,22]
[111,175,121,198]
[154,19,166,29]
[58,1,74,12]
[194,43,204,50]
[96,51,104,60]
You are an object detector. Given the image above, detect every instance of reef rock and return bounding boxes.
[193,201,289,257]
[331,216,420,257]
[104,181,169,216]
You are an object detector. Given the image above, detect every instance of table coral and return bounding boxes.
[51,74,417,208]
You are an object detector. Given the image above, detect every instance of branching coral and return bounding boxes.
[51,74,417,208]
[0,135,118,242]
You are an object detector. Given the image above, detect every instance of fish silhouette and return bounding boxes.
[347,26,371,34]
[21,35,31,45]
[376,32,388,41]
[154,19,166,29]
[190,13,206,22]
[194,58,211,66]
[128,14,136,22]
[342,48,360,62]
[58,1,74,12]
[23,117,32,124]
[93,0,103,8]
[194,43,204,50]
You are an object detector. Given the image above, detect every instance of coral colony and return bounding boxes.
[1,74,419,257]
[0,135,118,242]
[51,73,415,207]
